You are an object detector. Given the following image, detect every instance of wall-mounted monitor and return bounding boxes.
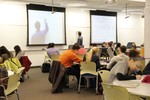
[27,4,66,46]
[90,10,117,44]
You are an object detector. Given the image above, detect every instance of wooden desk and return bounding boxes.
[113,80,150,98]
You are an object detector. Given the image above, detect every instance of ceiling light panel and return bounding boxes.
[128,0,145,2]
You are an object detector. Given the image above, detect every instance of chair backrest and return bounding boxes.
[16,67,25,76]
[4,60,19,73]
[4,73,20,95]
[80,62,97,75]
[102,83,129,100]
[50,54,60,61]
[99,70,110,83]
[10,58,22,68]
[3,60,11,71]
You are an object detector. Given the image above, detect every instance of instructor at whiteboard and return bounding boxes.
[77,31,83,46]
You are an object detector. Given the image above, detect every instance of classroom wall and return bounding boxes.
[117,13,144,46]
[0,2,144,66]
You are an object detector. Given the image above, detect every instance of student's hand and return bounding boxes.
[136,75,142,80]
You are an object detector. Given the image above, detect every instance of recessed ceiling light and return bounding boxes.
[128,0,145,2]
[105,0,117,4]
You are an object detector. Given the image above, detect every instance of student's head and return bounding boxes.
[35,21,41,30]
[47,43,55,48]
[14,45,21,52]
[118,45,126,53]
[89,43,97,48]
[131,42,137,49]
[102,42,107,47]
[1,54,9,61]
[78,31,82,36]
[92,43,97,47]
[116,43,121,49]
[14,45,21,56]
[107,42,112,47]
[72,43,80,51]
[0,46,11,57]
[128,50,142,71]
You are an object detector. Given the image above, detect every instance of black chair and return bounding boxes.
[99,47,109,61]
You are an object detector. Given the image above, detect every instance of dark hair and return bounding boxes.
[90,43,97,47]
[119,45,126,53]
[47,43,54,48]
[128,49,141,61]
[0,46,11,57]
[115,43,121,50]
[14,45,21,56]
[72,43,80,50]
[78,31,82,36]
[108,42,112,47]
[92,43,97,47]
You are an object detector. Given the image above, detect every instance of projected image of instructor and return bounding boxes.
[31,19,49,44]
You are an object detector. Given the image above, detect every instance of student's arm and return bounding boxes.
[71,53,82,63]
[106,56,117,69]
[117,73,136,80]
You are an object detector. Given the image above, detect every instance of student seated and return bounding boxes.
[14,45,25,60]
[115,43,121,55]
[107,49,142,83]
[59,43,82,85]
[106,45,129,70]
[47,43,60,57]
[83,47,101,71]
[0,46,14,61]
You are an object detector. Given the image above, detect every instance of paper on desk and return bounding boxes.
[113,80,140,88]
[8,70,14,76]
[119,83,139,88]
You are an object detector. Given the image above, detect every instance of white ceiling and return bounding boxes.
[3,0,146,13]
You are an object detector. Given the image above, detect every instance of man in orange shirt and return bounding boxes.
[59,43,82,85]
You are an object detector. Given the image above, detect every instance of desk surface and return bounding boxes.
[100,61,108,66]
[8,70,14,76]
[113,80,150,98]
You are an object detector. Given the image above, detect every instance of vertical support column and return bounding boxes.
[144,0,150,63]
